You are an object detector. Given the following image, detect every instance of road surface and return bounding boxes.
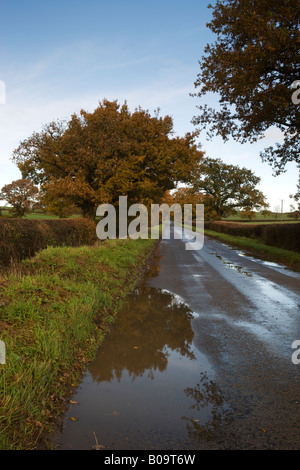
[54,224,300,450]
[147,224,300,449]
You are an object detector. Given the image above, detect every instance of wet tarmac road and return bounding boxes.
[54,225,300,450]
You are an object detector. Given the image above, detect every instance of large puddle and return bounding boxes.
[54,253,231,450]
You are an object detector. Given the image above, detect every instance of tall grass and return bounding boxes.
[0,238,157,449]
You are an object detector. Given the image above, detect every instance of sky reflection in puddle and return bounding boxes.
[211,252,253,277]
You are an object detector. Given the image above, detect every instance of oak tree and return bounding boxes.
[192,0,300,175]
[12,100,203,218]
[170,187,218,220]
[192,158,268,219]
[289,172,300,211]
[1,179,39,217]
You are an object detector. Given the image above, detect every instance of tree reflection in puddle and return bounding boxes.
[182,372,232,442]
[55,272,231,449]
[88,286,196,384]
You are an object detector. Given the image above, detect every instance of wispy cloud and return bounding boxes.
[0,24,296,210]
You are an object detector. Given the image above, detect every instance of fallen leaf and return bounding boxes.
[104,411,120,416]
[260,428,267,433]
[70,417,78,421]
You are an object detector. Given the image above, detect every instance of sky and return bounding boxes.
[0,0,298,212]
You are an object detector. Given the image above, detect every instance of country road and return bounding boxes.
[55,224,300,450]
[149,224,300,449]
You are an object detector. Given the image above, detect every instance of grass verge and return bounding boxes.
[0,237,158,450]
[203,229,300,271]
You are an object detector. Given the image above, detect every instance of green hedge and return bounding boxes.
[203,221,300,253]
[0,218,97,266]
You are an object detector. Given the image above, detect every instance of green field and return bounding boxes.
[0,207,80,220]
[223,211,298,223]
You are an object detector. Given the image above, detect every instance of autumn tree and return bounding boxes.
[289,172,300,214]
[288,205,300,220]
[192,158,268,219]
[12,99,203,218]
[192,0,299,175]
[240,209,257,220]
[0,179,39,217]
[171,187,218,220]
[40,188,77,218]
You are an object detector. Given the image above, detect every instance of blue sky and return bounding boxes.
[0,0,298,211]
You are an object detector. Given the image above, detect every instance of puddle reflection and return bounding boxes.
[182,372,231,441]
[211,252,253,277]
[88,286,196,383]
[55,261,231,449]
